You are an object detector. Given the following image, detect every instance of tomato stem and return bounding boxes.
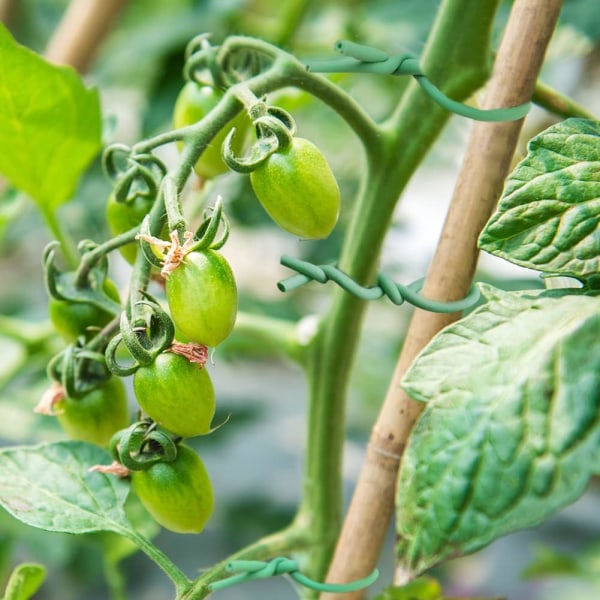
[124,529,191,596]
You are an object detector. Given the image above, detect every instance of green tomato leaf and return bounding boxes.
[2,563,46,600]
[0,441,131,536]
[397,285,600,577]
[0,24,101,209]
[479,118,600,279]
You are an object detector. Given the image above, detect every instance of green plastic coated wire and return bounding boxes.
[306,40,530,122]
[277,255,481,313]
[207,557,379,593]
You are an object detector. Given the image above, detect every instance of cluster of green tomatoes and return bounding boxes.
[38,74,341,535]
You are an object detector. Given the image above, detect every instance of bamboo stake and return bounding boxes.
[322,0,563,597]
[44,0,128,72]
[0,0,13,24]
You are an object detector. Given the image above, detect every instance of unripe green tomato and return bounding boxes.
[249,137,340,239]
[55,377,129,447]
[48,279,121,342]
[106,192,154,264]
[132,444,214,534]
[165,250,237,347]
[173,81,247,179]
[133,352,215,438]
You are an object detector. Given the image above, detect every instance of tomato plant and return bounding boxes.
[165,250,237,347]
[55,377,129,447]
[131,444,214,534]
[249,137,340,239]
[133,351,215,438]
[0,3,596,600]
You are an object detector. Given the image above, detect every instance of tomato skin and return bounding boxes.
[165,250,237,347]
[49,279,120,342]
[173,82,247,179]
[106,192,154,264]
[133,352,215,438]
[249,137,340,239]
[55,377,129,447]
[132,444,214,534]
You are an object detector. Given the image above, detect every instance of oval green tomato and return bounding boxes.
[165,250,237,347]
[132,444,214,534]
[249,137,340,239]
[133,352,215,438]
[106,192,154,264]
[56,377,129,447]
[49,279,121,342]
[173,81,247,180]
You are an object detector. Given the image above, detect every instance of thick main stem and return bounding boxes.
[323,0,563,597]
[298,0,502,586]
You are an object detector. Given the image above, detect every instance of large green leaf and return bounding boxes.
[0,441,131,536]
[2,563,46,600]
[397,285,600,576]
[479,118,600,278]
[0,24,101,209]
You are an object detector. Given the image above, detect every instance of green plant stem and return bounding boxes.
[0,315,54,349]
[124,530,191,596]
[41,206,79,269]
[225,311,312,365]
[533,79,598,120]
[103,557,127,600]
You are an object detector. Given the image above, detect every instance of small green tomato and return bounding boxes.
[249,137,340,239]
[165,250,237,347]
[133,351,215,438]
[55,377,130,447]
[132,444,214,534]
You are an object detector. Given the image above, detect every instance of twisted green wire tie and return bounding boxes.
[208,557,379,593]
[306,40,530,122]
[277,255,480,313]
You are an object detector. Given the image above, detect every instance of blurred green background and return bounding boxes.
[0,0,599,598]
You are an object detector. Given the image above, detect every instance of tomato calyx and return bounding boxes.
[104,421,179,473]
[34,381,66,416]
[105,298,175,376]
[44,241,122,317]
[222,102,296,173]
[168,341,209,367]
[136,197,230,278]
[137,230,196,278]
[89,461,130,478]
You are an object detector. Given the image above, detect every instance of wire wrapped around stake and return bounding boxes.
[306,40,531,122]
[208,557,379,593]
[277,255,480,313]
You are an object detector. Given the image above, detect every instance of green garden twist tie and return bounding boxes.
[277,255,480,313]
[208,557,379,593]
[306,40,530,122]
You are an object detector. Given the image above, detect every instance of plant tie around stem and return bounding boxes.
[277,255,480,313]
[306,40,530,122]
[208,557,379,593]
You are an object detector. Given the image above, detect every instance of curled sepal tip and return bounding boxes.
[108,421,178,472]
[103,145,167,204]
[192,195,230,251]
[109,299,175,371]
[43,241,122,315]
[47,343,111,399]
[223,104,296,173]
